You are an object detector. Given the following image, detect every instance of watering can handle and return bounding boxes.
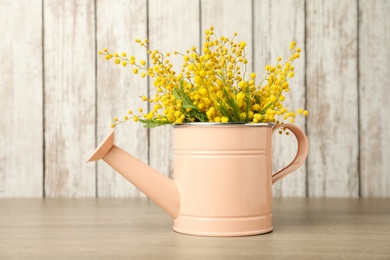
[271,124,309,184]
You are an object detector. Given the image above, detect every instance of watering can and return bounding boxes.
[87,123,308,236]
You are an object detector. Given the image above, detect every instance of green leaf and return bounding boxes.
[216,97,233,122]
[245,86,251,122]
[182,103,198,110]
[172,80,208,122]
[222,88,240,121]
[260,102,273,114]
[172,87,181,102]
[139,119,172,128]
[189,109,207,122]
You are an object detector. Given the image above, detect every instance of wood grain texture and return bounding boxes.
[96,0,148,197]
[2,0,390,198]
[0,198,389,259]
[0,0,43,197]
[306,0,359,197]
[359,0,390,197]
[44,0,96,197]
[201,0,253,70]
[148,0,200,179]
[253,0,306,197]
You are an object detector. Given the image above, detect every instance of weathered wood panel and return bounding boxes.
[306,0,359,197]
[2,0,390,198]
[201,0,253,70]
[44,0,96,197]
[148,0,200,179]
[359,0,390,197]
[96,0,148,197]
[0,0,43,197]
[253,0,306,197]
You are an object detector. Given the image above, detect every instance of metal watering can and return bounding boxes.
[87,123,308,236]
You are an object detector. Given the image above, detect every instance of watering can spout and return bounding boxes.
[86,129,180,219]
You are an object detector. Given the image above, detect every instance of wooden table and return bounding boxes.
[0,198,389,259]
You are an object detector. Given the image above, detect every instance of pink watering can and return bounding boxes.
[87,123,308,236]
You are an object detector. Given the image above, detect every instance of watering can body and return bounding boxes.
[87,123,308,237]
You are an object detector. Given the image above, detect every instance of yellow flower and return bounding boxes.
[101,28,304,128]
[221,117,229,123]
[174,111,181,117]
[239,41,246,49]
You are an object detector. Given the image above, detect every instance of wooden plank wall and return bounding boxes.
[0,0,389,198]
[359,0,390,198]
[306,0,359,197]
[253,0,306,197]
[0,0,43,197]
[44,0,96,197]
[96,0,148,197]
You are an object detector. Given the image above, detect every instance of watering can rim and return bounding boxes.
[173,122,275,128]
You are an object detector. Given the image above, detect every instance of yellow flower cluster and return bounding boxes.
[99,26,308,128]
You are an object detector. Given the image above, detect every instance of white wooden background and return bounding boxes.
[1,0,389,198]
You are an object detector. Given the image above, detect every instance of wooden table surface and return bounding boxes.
[0,198,389,259]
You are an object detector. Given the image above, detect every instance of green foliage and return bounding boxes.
[139,119,172,128]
